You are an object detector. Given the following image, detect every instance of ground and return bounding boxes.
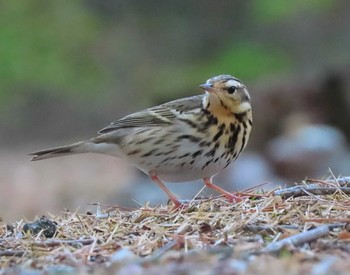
[1,178,350,274]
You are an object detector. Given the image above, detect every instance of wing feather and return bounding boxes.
[98,95,203,134]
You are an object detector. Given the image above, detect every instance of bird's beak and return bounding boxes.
[199,83,215,93]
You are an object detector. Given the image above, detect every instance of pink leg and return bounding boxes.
[203,178,242,203]
[149,173,182,208]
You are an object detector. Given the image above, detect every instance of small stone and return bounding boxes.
[22,216,57,238]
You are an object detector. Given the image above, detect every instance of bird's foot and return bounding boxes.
[226,193,243,203]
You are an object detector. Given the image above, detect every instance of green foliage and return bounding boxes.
[0,0,104,103]
[252,0,334,23]
[0,0,344,115]
[202,42,292,81]
[151,41,291,102]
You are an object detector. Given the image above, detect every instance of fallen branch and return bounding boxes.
[262,225,330,253]
[273,184,350,199]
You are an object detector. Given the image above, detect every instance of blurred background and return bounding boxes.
[1,0,350,221]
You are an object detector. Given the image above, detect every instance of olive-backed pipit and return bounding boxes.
[30,75,253,208]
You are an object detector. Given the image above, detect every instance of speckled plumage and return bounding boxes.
[30,75,252,208]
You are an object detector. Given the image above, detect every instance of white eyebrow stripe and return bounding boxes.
[226,79,245,88]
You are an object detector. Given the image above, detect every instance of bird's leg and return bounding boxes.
[149,173,182,209]
[203,178,242,203]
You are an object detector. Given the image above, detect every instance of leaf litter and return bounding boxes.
[1,177,350,274]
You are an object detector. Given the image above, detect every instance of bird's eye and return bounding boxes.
[227,86,236,94]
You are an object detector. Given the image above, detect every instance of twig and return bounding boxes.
[334,177,350,186]
[273,184,350,199]
[88,237,98,261]
[262,225,330,253]
[304,218,350,224]
[307,177,350,187]
[0,250,25,257]
[33,238,94,247]
[88,202,137,212]
[95,203,111,219]
[242,224,299,234]
[242,181,273,193]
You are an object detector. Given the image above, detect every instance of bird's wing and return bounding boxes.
[98,95,203,134]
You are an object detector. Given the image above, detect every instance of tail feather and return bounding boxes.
[30,141,87,161]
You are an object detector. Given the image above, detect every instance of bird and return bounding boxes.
[30,75,253,208]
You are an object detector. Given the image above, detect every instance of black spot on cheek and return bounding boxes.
[241,94,250,102]
[234,112,246,123]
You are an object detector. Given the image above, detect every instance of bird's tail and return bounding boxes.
[30,141,93,161]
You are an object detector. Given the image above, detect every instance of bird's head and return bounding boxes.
[200,75,251,114]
